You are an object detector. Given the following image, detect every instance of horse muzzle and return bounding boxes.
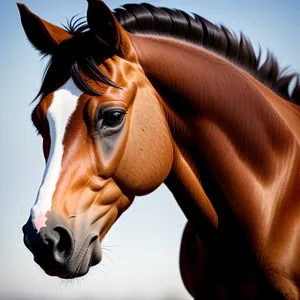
[22,213,102,278]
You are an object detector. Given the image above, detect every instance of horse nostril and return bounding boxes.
[52,226,74,264]
[89,235,98,245]
[89,235,102,266]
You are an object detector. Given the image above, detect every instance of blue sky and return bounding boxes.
[0,0,299,299]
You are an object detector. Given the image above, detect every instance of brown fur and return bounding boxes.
[18,1,300,298]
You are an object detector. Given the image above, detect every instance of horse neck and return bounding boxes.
[130,33,299,247]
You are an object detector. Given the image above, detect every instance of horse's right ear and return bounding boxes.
[17,3,71,55]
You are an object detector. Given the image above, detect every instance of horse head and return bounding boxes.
[18,0,174,278]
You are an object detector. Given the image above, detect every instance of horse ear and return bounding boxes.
[87,0,136,60]
[17,3,72,55]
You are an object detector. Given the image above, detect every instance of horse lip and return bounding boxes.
[58,260,91,279]
[38,251,91,279]
[58,249,93,279]
[57,234,100,279]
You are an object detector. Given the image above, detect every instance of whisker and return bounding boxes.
[95,265,108,277]
[102,239,123,247]
[88,268,98,280]
[102,249,115,266]
[99,262,108,268]
[102,244,122,248]
[102,247,117,256]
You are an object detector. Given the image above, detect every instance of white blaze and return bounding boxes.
[31,79,82,231]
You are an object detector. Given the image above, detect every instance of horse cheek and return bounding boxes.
[114,90,174,195]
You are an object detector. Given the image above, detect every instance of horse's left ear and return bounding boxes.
[87,0,137,61]
[17,3,72,55]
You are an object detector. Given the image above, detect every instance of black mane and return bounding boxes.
[38,3,300,105]
[114,3,300,104]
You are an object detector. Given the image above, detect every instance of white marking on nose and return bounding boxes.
[31,79,82,232]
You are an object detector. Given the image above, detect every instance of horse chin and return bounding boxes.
[56,257,91,279]
[39,250,101,279]
[32,235,102,279]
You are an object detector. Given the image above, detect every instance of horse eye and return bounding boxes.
[102,110,125,127]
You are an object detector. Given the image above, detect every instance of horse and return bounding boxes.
[18,1,300,299]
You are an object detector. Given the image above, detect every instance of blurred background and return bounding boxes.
[0,0,299,299]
